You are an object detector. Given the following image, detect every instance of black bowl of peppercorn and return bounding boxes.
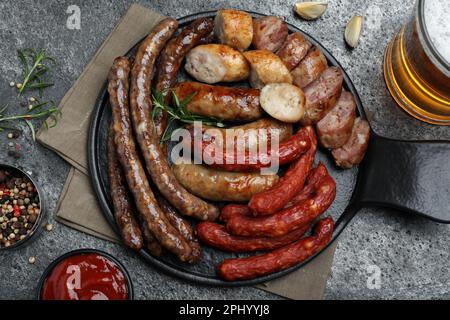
[0,164,45,250]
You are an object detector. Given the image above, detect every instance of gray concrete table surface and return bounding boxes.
[0,0,449,300]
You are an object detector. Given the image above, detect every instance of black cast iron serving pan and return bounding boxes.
[88,10,450,286]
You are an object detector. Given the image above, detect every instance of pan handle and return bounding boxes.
[352,133,450,223]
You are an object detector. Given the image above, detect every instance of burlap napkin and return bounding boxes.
[37,3,336,300]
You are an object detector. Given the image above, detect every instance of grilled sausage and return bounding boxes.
[197,222,310,253]
[199,31,215,44]
[248,126,317,215]
[317,91,356,149]
[172,164,279,202]
[194,126,311,172]
[174,82,263,121]
[186,118,293,153]
[332,117,370,168]
[130,19,219,222]
[218,216,334,281]
[226,167,336,237]
[291,47,327,88]
[276,32,311,71]
[243,50,293,88]
[154,17,214,139]
[214,9,253,51]
[220,162,329,222]
[107,125,144,252]
[252,16,288,52]
[300,66,344,125]
[156,193,201,262]
[185,44,250,83]
[220,204,251,223]
[138,217,164,257]
[108,55,192,262]
[286,162,328,206]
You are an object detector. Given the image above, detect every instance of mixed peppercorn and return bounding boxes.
[0,168,40,248]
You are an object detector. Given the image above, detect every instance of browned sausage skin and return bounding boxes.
[243,50,293,88]
[301,66,344,125]
[291,47,327,88]
[332,117,370,168]
[185,118,293,153]
[172,164,280,203]
[138,217,164,257]
[317,91,356,149]
[174,82,263,121]
[248,126,317,215]
[276,32,311,71]
[226,163,336,237]
[220,204,251,223]
[156,193,201,262]
[219,162,329,223]
[252,16,288,52]
[197,222,310,253]
[129,18,220,222]
[286,162,328,206]
[192,126,311,172]
[108,55,192,262]
[214,9,253,51]
[107,124,143,252]
[218,216,334,281]
[185,44,250,83]
[199,31,215,45]
[154,17,214,140]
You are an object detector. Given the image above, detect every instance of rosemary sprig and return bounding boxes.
[0,102,61,141]
[17,48,55,96]
[152,90,225,142]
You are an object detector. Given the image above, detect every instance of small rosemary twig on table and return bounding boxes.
[0,101,61,141]
[16,48,55,96]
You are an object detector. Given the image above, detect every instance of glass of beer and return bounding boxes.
[384,0,450,125]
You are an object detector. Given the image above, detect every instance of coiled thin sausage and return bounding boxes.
[154,18,214,139]
[248,126,317,215]
[107,124,144,252]
[286,162,328,206]
[156,193,201,262]
[108,55,192,262]
[197,222,310,253]
[129,18,220,221]
[193,126,311,172]
[226,167,336,237]
[219,162,329,222]
[218,217,334,281]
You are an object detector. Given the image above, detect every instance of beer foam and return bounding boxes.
[424,0,450,65]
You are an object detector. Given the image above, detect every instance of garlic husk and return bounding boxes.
[294,1,328,21]
[345,15,363,48]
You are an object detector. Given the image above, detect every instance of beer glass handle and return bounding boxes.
[353,133,450,223]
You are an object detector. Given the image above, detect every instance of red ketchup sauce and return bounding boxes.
[41,253,129,300]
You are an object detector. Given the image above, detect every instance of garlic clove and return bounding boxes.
[345,15,363,48]
[294,1,328,21]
